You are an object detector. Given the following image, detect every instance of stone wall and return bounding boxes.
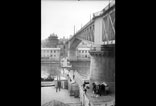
[89,49,115,94]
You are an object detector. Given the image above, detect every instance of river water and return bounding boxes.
[41,61,90,78]
[41,63,60,78]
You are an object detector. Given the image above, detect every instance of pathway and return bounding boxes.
[41,86,81,106]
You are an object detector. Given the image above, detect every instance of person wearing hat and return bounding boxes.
[102,82,109,95]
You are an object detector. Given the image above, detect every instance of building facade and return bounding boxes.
[41,48,60,61]
[77,48,90,60]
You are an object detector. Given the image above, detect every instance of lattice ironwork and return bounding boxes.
[102,9,115,42]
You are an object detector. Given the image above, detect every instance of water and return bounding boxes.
[70,61,90,76]
[41,63,60,78]
[41,61,90,78]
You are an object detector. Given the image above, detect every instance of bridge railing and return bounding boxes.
[93,0,115,19]
[74,71,89,86]
[89,46,102,52]
[90,40,115,52]
[93,10,103,18]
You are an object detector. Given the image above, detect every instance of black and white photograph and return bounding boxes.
[41,0,115,106]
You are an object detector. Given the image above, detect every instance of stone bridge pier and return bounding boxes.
[68,48,77,61]
[89,44,115,94]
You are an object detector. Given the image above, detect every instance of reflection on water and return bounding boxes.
[41,61,90,78]
[70,61,90,76]
[41,63,60,78]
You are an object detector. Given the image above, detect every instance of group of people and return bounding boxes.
[82,81,109,97]
[92,82,109,97]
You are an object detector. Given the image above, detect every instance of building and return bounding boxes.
[41,48,60,61]
[77,48,90,60]
[75,41,92,60]
[44,33,59,48]
[58,36,68,45]
[57,36,68,58]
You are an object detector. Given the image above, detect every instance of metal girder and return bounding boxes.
[70,38,82,50]
[102,8,115,42]
[66,0,115,48]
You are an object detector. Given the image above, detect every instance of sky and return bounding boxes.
[41,0,110,40]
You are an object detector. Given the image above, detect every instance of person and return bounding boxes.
[92,82,96,94]
[83,81,86,89]
[102,82,108,95]
[55,80,58,92]
[100,83,105,95]
[84,87,87,94]
[98,84,102,96]
[105,84,109,95]
[58,80,61,91]
[95,83,99,94]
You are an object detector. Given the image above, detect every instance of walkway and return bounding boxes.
[41,86,81,106]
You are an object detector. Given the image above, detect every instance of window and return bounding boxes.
[54,50,56,53]
[85,55,87,58]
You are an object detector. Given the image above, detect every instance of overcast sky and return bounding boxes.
[41,0,110,40]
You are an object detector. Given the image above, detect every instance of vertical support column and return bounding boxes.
[67,41,78,61]
[94,17,104,45]
[67,42,70,58]
[89,45,115,94]
[69,48,77,61]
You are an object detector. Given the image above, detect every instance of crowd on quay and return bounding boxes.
[66,69,110,97]
[82,81,110,97]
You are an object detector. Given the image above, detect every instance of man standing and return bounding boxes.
[55,80,58,92]
[58,80,61,91]
[55,76,61,92]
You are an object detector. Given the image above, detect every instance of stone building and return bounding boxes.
[77,48,90,60]
[46,33,59,48]
[41,48,60,61]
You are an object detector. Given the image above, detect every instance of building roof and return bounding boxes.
[41,48,60,50]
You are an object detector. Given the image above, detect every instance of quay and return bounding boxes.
[67,70,115,106]
[41,1,115,106]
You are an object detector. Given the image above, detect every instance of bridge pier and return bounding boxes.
[89,44,115,94]
[68,49,77,61]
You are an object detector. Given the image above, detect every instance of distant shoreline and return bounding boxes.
[41,61,60,64]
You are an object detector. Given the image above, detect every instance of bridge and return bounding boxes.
[65,0,115,61]
[65,0,115,100]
